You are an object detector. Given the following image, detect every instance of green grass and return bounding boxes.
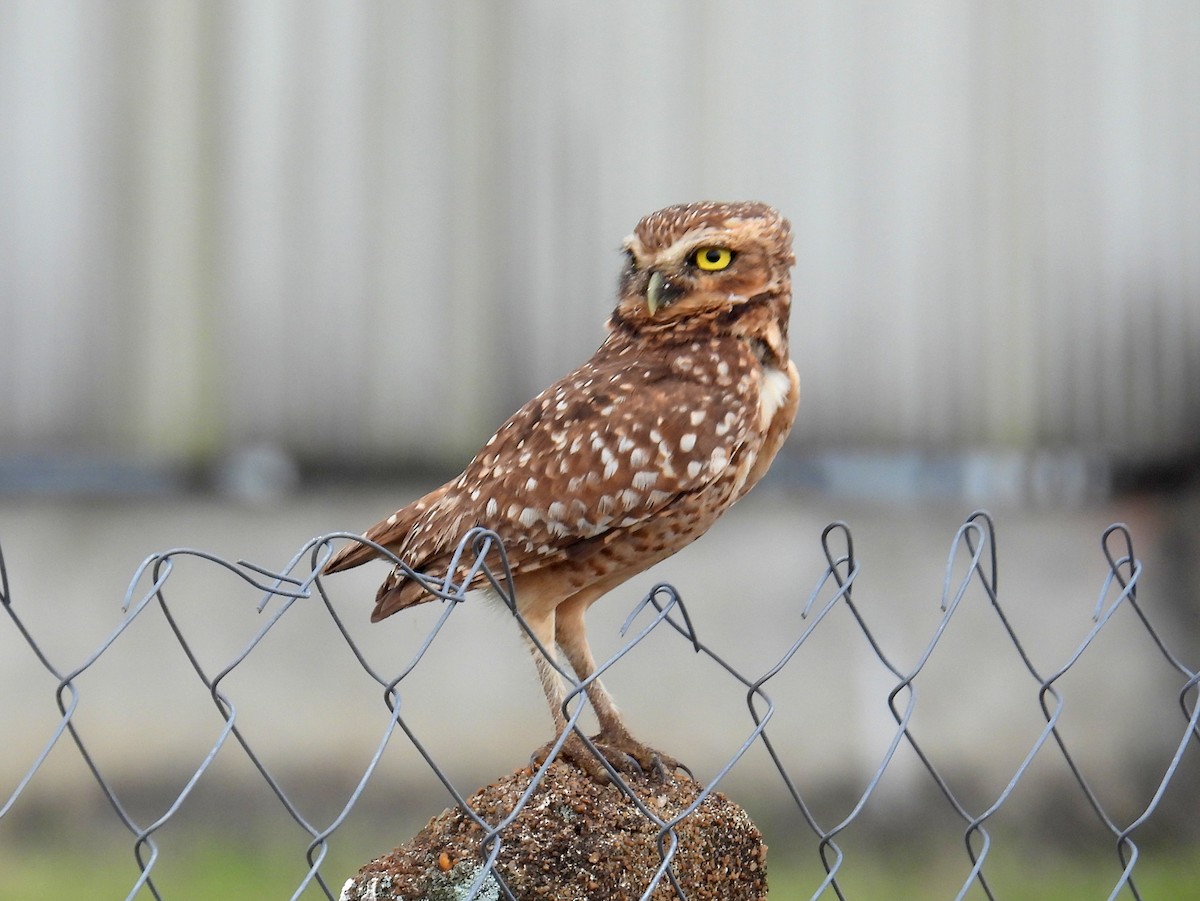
[768,848,1200,900]
[2,835,1197,899]
[0,832,369,900]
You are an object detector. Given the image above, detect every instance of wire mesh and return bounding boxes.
[2,510,1197,900]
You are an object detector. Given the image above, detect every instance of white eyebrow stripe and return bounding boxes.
[625,225,744,266]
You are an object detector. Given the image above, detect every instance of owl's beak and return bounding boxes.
[645,271,678,314]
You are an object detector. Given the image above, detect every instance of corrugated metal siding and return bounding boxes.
[1,1,1197,467]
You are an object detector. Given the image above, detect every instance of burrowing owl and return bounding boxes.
[324,201,798,780]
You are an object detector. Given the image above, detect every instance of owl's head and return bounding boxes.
[616,201,794,327]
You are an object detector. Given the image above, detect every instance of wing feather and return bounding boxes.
[326,333,767,618]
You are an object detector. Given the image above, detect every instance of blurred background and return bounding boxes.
[2,1,1199,896]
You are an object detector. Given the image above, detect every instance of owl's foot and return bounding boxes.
[594,730,694,782]
[532,731,692,784]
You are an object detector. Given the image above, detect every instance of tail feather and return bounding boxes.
[322,484,452,576]
[370,575,437,621]
[323,537,381,574]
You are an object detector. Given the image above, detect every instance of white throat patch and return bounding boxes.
[758,365,794,428]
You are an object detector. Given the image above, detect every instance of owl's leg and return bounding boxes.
[522,604,608,780]
[552,592,689,781]
[519,606,569,733]
[521,596,647,781]
[551,595,627,738]
[522,634,622,780]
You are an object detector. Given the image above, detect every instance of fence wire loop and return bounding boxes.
[2,510,1198,900]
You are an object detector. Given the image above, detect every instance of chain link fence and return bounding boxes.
[2,510,1198,900]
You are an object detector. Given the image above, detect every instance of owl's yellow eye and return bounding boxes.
[693,247,734,271]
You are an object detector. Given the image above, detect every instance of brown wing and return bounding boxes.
[327,334,765,620]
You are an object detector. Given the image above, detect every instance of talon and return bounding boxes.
[645,751,691,782]
[613,749,644,777]
[643,750,691,783]
[651,757,670,781]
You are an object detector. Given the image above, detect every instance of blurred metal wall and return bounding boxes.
[1,1,1197,468]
